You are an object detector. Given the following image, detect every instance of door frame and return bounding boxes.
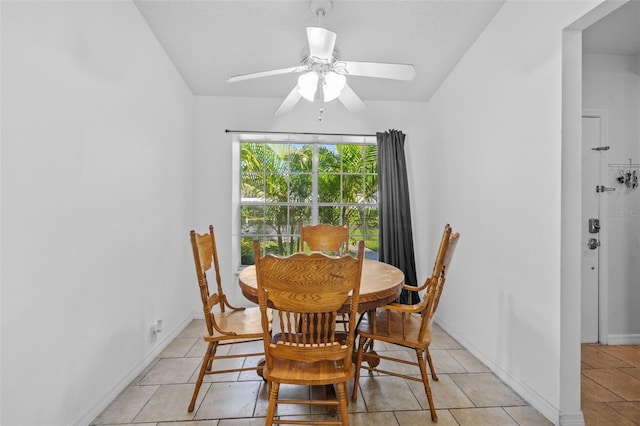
[582,108,609,344]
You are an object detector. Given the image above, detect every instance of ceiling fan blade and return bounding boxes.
[307,27,337,59]
[338,84,366,114]
[342,61,416,81]
[274,86,302,116]
[228,66,307,83]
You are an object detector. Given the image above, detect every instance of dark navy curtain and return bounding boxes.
[377,130,419,304]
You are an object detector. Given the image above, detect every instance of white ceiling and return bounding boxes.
[133,0,505,102]
[583,0,640,56]
[134,0,639,105]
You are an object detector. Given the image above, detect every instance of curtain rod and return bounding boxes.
[225,129,377,137]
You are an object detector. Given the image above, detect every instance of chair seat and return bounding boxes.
[263,358,354,385]
[207,306,271,340]
[358,308,432,348]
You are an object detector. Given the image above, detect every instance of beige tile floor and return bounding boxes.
[92,319,553,425]
[581,343,640,426]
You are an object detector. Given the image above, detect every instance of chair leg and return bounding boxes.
[351,336,367,402]
[336,382,349,426]
[416,349,437,422]
[341,313,348,332]
[206,342,220,372]
[426,347,438,381]
[265,381,279,426]
[189,341,217,412]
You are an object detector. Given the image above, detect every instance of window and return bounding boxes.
[237,135,378,265]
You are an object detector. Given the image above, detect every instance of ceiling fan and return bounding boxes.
[227,1,415,117]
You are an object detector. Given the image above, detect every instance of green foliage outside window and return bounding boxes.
[240,141,378,264]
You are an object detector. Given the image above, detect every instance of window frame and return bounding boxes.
[232,133,377,267]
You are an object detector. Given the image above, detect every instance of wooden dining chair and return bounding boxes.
[188,226,272,412]
[351,224,459,423]
[253,240,365,426]
[300,219,351,330]
[300,219,349,255]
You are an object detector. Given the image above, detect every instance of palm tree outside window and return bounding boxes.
[239,140,378,265]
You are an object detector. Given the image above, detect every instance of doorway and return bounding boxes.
[562,1,632,422]
[581,111,609,344]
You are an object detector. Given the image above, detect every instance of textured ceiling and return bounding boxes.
[134,0,505,102]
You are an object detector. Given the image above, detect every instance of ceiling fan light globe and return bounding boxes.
[298,72,318,101]
[323,71,346,102]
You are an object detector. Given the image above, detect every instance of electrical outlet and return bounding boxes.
[150,319,164,342]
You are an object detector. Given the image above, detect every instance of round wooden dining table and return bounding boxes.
[238,258,405,313]
[239,256,403,393]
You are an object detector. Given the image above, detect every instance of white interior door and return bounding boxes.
[581,115,606,343]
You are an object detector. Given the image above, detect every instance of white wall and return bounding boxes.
[1,1,617,424]
[193,96,430,306]
[1,1,195,424]
[583,53,640,340]
[422,1,603,424]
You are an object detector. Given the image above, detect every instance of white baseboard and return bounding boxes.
[560,411,585,426]
[74,312,200,426]
[608,333,640,345]
[434,315,564,426]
